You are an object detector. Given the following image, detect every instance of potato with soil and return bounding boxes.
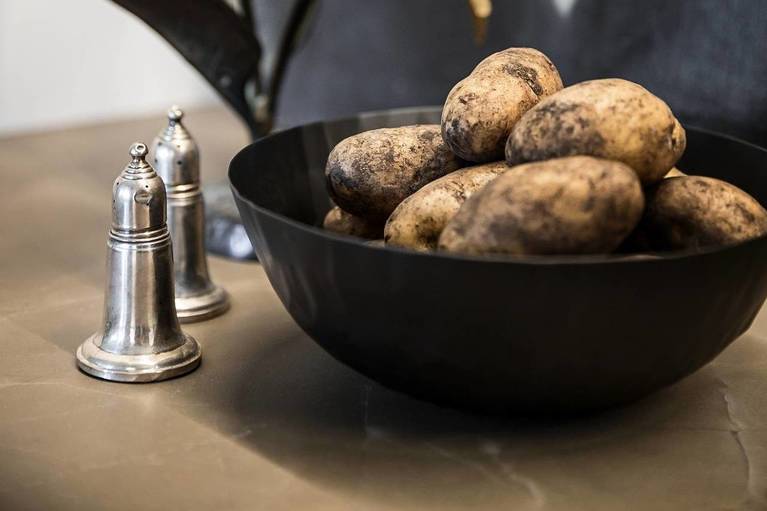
[384,162,509,251]
[633,176,767,251]
[441,48,563,163]
[326,125,464,221]
[506,78,686,185]
[439,156,644,256]
[323,206,383,240]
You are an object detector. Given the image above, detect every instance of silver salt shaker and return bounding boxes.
[151,106,229,322]
[76,143,201,382]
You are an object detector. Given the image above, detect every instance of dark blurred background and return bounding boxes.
[253,0,767,146]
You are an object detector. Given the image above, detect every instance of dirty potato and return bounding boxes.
[506,78,686,185]
[326,125,464,221]
[322,206,383,239]
[441,48,563,163]
[384,162,509,251]
[634,176,767,250]
[439,156,644,256]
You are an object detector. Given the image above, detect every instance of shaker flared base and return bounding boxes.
[175,285,229,323]
[76,333,201,383]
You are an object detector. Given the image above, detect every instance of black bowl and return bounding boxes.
[230,107,767,414]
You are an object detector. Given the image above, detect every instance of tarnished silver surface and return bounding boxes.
[75,142,201,382]
[152,106,229,322]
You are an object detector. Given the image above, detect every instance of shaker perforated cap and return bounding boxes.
[151,105,200,187]
[111,142,167,233]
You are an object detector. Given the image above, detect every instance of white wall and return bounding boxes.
[0,0,219,136]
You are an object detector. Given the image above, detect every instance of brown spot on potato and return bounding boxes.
[502,62,544,96]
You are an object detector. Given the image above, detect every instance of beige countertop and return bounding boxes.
[1,108,767,511]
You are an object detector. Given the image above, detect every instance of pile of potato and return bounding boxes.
[324,47,767,256]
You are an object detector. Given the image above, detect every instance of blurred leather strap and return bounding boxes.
[112,0,266,137]
[468,0,492,44]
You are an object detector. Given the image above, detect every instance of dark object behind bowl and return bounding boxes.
[229,107,767,414]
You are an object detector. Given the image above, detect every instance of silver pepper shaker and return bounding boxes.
[76,143,201,382]
[151,106,229,322]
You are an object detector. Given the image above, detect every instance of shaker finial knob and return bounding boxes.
[167,105,184,123]
[130,142,148,160]
[76,142,201,382]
